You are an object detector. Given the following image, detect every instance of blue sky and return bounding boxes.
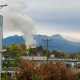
[1,0,80,42]
[25,0,80,41]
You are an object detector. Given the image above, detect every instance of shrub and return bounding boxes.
[16,59,78,80]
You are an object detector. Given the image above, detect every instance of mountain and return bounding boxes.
[3,34,80,53]
[34,34,80,53]
[3,35,25,46]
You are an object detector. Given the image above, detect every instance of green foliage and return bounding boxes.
[2,44,27,69]
[33,75,41,80]
[36,46,43,52]
[2,60,18,67]
[69,54,80,59]
[51,50,66,58]
[29,47,37,56]
[51,50,80,59]
[1,72,10,80]
[3,43,27,58]
[42,50,50,58]
[3,43,80,59]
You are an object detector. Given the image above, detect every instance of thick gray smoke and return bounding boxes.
[0,0,36,45]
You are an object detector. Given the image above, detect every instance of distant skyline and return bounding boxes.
[0,0,80,42]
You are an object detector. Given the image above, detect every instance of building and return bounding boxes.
[22,56,80,67]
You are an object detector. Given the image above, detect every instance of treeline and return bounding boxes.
[3,44,80,59]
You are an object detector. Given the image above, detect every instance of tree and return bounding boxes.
[51,50,64,58]
[42,50,51,59]
[3,44,27,58]
[16,58,35,80]
[29,47,37,56]
[16,58,78,80]
[36,46,43,52]
[51,50,70,59]
[38,62,77,80]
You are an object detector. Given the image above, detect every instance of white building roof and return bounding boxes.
[22,56,47,60]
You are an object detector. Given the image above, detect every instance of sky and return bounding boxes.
[0,0,80,42]
[26,0,80,42]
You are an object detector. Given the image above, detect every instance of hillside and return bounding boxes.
[3,34,80,53]
[3,35,25,46]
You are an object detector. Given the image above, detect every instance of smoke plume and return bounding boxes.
[0,0,36,45]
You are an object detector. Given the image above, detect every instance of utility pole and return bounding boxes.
[0,4,7,79]
[43,39,52,52]
[43,39,52,59]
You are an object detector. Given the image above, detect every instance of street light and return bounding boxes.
[0,3,7,79]
[0,4,7,9]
